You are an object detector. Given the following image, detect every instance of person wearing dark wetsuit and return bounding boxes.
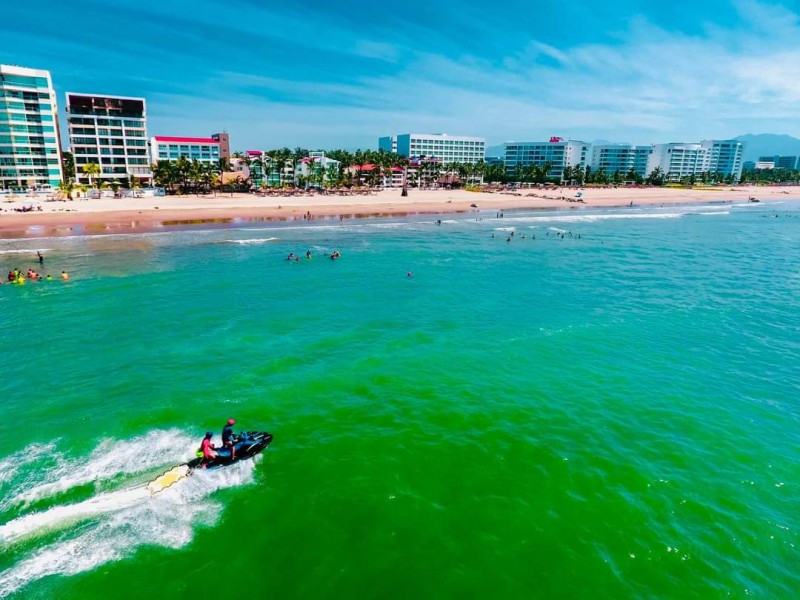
[222,418,236,460]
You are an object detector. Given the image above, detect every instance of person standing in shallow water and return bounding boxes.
[37,251,43,265]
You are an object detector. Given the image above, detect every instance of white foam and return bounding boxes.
[0,443,261,597]
[1,430,195,511]
[508,212,685,224]
[219,237,279,245]
[0,443,56,487]
[0,487,148,543]
[696,211,730,216]
[0,249,50,256]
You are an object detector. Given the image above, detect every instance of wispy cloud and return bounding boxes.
[3,0,800,148]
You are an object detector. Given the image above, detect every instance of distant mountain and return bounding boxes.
[734,133,800,161]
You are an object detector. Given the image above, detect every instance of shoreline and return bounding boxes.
[1,186,798,238]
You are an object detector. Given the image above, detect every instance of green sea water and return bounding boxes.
[1,201,799,598]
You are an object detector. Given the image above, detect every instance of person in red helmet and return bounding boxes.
[222,418,237,461]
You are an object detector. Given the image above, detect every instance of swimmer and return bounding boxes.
[46,274,52,281]
[37,251,44,264]
[61,271,69,281]
[287,252,295,261]
[306,250,312,259]
[407,272,413,278]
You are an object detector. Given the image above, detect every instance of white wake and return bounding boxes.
[0,432,261,598]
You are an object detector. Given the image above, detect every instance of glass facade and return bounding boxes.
[395,134,486,164]
[152,138,220,165]
[503,141,589,179]
[590,145,652,178]
[0,65,63,189]
[66,93,151,182]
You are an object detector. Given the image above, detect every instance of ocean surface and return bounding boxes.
[1,200,799,598]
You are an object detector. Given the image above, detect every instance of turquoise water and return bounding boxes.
[1,201,799,598]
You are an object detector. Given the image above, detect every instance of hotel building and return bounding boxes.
[502,140,590,180]
[66,93,150,185]
[758,155,798,170]
[646,140,745,181]
[701,139,745,180]
[211,132,230,160]
[378,136,397,153]
[0,65,63,190]
[590,144,652,178]
[646,143,706,181]
[150,136,221,165]
[383,133,486,164]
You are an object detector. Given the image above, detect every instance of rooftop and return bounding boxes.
[154,136,219,144]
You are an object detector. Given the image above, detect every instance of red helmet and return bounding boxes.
[227,418,235,425]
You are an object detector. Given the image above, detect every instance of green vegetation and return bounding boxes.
[146,147,764,194]
[152,158,223,195]
[739,167,800,184]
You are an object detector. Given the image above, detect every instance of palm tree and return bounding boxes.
[82,162,101,188]
[215,157,230,175]
[58,179,74,200]
[646,167,665,186]
[563,165,573,185]
[152,160,179,193]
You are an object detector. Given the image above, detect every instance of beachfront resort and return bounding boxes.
[3,61,789,205]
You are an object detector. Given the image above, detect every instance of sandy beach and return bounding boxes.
[1,185,798,237]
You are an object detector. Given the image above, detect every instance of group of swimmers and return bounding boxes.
[4,267,69,285]
[286,250,341,261]
[2,252,69,285]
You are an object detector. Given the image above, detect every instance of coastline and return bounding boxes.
[1,185,798,238]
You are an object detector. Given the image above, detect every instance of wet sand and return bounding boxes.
[1,185,796,238]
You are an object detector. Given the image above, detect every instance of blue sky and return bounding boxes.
[3,0,800,151]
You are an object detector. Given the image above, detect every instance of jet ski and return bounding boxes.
[147,431,273,495]
[188,431,273,469]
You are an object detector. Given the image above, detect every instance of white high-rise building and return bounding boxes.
[646,143,707,181]
[591,144,653,178]
[0,65,63,190]
[646,140,746,181]
[502,139,590,180]
[66,93,150,184]
[389,133,486,164]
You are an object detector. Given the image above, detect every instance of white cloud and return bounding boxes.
[148,0,800,148]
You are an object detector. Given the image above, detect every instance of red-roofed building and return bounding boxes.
[151,136,221,164]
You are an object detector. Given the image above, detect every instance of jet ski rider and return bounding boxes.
[200,431,217,467]
[222,418,237,461]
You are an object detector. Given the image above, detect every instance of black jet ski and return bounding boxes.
[147,431,273,494]
[188,431,273,469]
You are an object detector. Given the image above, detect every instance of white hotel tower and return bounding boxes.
[0,64,63,190]
[66,93,151,185]
[646,140,745,181]
[380,133,486,164]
